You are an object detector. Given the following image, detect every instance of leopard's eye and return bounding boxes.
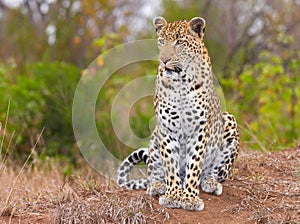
[158,38,164,46]
[175,39,185,45]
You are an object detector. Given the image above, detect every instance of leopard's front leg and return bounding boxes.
[158,128,182,209]
[181,129,208,211]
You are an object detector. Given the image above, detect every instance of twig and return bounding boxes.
[0,130,15,173]
[240,122,268,152]
[0,100,10,159]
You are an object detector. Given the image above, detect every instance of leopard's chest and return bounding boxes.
[155,69,207,136]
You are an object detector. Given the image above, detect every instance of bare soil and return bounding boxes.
[0,147,299,224]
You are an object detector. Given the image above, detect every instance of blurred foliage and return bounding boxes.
[0,0,299,163]
[0,0,146,68]
[223,50,300,150]
[0,62,80,160]
[95,62,157,159]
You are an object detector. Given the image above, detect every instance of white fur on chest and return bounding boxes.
[156,69,207,137]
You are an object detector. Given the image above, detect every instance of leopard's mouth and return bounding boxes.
[165,66,182,73]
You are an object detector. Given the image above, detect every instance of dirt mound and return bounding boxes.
[166,148,300,223]
[1,148,299,223]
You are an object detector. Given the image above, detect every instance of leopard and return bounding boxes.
[117,16,240,211]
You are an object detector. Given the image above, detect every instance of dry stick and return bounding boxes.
[0,132,15,183]
[240,122,268,152]
[0,100,10,159]
[5,127,45,205]
[0,131,15,173]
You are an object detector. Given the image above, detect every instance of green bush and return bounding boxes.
[0,62,81,159]
[223,51,300,151]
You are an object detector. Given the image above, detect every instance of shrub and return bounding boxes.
[223,51,300,150]
[0,62,80,159]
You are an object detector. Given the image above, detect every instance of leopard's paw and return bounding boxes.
[147,182,166,196]
[159,194,181,209]
[181,196,204,211]
[201,178,223,196]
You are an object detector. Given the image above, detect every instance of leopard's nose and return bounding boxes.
[161,58,171,65]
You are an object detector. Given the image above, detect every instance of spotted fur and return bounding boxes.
[117,17,240,211]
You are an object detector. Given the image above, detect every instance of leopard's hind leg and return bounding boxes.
[146,127,166,196]
[217,112,239,182]
[201,112,239,195]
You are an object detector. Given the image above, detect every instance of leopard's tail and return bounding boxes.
[117,148,149,189]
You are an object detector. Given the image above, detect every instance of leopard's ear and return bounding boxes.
[189,17,206,38]
[153,17,167,33]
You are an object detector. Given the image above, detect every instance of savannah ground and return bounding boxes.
[0,146,299,224]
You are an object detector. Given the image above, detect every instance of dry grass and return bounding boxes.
[53,183,169,223]
[0,157,170,224]
[0,157,64,219]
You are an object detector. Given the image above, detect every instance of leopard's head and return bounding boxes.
[153,17,206,73]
